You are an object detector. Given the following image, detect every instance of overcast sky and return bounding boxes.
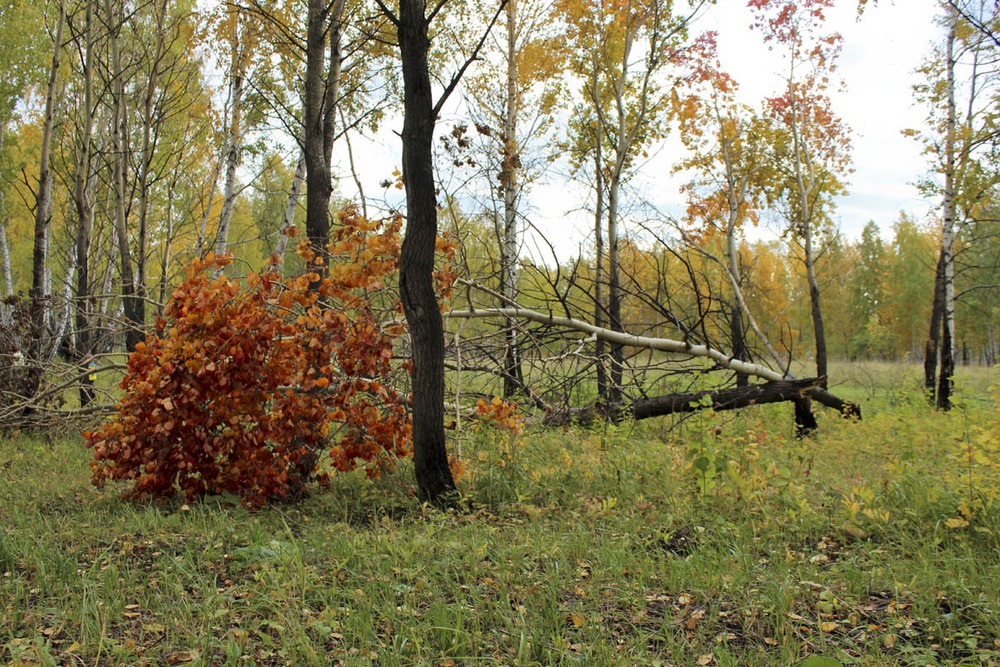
[345,1,946,262]
[709,0,942,236]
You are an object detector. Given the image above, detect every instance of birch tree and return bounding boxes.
[462,0,564,398]
[910,0,1000,408]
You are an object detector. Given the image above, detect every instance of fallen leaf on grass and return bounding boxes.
[166,650,200,665]
[567,612,585,628]
[697,654,714,665]
[685,608,706,630]
[819,621,839,633]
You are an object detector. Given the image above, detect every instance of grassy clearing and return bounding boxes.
[1,364,998,666]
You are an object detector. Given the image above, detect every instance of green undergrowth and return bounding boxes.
[1,374,997,666]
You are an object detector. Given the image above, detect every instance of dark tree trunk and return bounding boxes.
[925,232,946,400]
[937,300,954,410]
[804,224,827,387]
[544,378,846,431]
[632,377,823,420]
[501,327,524,399]
[793,397,818,437]
[805,385,861,419]
[397,0,457,505]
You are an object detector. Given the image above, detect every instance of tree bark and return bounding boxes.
[215,19,245,260]
[924,250,945,397]
[499,0,523,399]
[937,7,958,411]
[632,377,824,420]
[729,301,748,388]
[605,27,635,414]
[397,0,457,505]
[588,52,607,403]
[804,219,828,385]
[275,151,306,266]
[73,0,96,406]
[303,0,344,272]
[725,218,749,388]
[0,131,13,327]
[104,0,145,353]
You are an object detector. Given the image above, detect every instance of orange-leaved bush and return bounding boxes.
[85,209,413,506]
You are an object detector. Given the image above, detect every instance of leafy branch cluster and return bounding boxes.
[85,209,414,506]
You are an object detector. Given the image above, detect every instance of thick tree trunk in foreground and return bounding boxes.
[803,218,828,386]
[104,0,145,353]
[397,0,457,505]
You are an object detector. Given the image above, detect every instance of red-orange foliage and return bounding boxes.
[85,209,414,506]
[475,396,525,437]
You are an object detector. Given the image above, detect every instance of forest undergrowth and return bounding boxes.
[0,363,997,666]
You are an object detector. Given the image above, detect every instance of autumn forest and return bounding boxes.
[0,0,999,662]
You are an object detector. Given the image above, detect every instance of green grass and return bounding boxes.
[1,363,998,666]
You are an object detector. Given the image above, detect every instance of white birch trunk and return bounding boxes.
[215,26,245,261]
[274,151,306,265]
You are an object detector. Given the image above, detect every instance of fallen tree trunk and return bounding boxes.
[542,378,825,426]
[631,377,824,420]
[445,307,860,419]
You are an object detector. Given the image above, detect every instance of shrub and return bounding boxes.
[85,209,413,506]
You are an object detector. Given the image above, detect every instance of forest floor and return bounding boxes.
[1,363,998,666]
